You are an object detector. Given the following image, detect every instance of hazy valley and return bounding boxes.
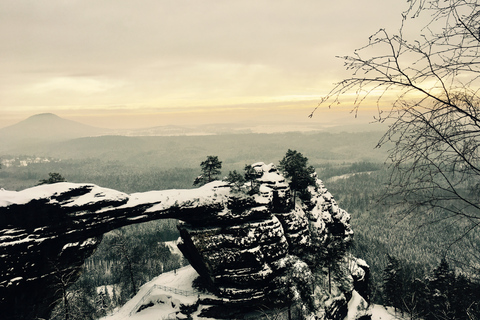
[1,114,478,319]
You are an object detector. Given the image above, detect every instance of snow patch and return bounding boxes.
[100,266,214,320]
[346,290,370,320]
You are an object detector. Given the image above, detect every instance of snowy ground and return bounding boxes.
[370,304,407,320]
[101,265,403,320]
[100,266,217,320]
[165,240,183,257]
[326,172,374,183]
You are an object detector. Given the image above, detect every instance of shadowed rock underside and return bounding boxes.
[0,162,369,319]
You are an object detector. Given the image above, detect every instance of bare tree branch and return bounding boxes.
[314,0,480,269]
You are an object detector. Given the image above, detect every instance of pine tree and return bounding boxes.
[193,156,222,186]
[425,258,455,320]
[279,149,315,205]
[452,274,474,320]
[111,231,142,301]
[244,164,259,194]
[321,235,347,295]
[271,255,315,317]
[224,170,245,192]
[95,288,111,317]
[111,285,119,307]
[383,255,402,312]
[37,172,66,185]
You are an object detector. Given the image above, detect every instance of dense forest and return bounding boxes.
[1,131,479,319]
[326,168,480,305]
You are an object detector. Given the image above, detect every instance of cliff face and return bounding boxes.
[0,163,369,320]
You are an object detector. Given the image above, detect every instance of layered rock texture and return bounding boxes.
[0,162,369,320]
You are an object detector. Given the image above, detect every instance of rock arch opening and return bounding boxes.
[0,163,368,320]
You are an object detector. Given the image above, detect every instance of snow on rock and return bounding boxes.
[0,162,370,320]
[0,182,128,207]
[347,290,371,320]
[0,181,229,320]
[370,304,410,320]
[165,239,184,257]
[102,266,204,320]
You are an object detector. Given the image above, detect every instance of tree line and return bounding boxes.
[49,219,184,320]
[6,148,480,319]
[383,256,480,319]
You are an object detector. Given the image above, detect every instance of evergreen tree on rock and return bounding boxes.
[193,155,222,186]
[224,170,245,192]
[37,172,66,185]
[279,149,315,205]
[244,164,259,194]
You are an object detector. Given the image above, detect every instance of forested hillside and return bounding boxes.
[0,131,386,192]
[326,168,480,305]
[1,131,479,318]
[1,131,386,175]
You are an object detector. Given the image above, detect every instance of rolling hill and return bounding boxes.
[0,113,110,152]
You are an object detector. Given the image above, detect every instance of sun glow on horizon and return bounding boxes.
[0,0,410,130]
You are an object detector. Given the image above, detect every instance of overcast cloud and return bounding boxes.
[0,0,414,128]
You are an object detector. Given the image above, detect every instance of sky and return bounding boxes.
[0,0,412,129]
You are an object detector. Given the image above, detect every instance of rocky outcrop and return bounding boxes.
[0,162,370,320]
[0,182,231,319]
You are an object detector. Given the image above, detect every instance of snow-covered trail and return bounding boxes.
[102,266,218,320]
[370,304,407,320]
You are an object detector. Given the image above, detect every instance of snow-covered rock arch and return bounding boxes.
[0,163,369,320]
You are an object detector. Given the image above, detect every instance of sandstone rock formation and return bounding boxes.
[0,162,370,320]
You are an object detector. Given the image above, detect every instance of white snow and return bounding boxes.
[100,266,217,320]
[62,242,79,250]
[346,290,370,320]
[0,183,128,208]
[97,285,115,296]
[252,162,288,186]
[1,167,379,320]
[117,181,230,214]
[164,240,183,257]
[370,304,408,320]
[327,171,374,183]
[8,277,23,286]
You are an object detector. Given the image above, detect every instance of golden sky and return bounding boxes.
[0,0,411,129]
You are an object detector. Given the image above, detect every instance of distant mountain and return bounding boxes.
[0,113,110,152]
[0,113,388,154]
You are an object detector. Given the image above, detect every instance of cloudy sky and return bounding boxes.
[1,0,412,129]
